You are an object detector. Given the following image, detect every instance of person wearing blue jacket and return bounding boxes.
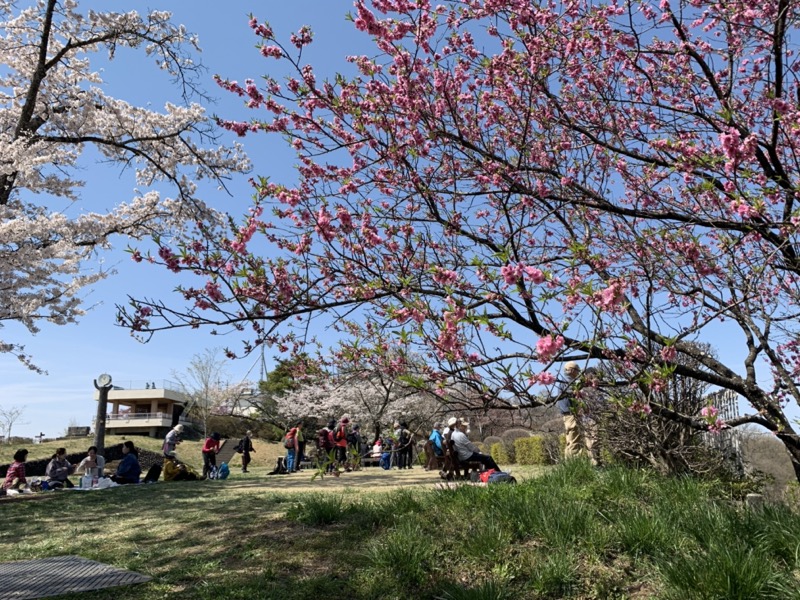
[111,441,141,484]
[428,422,444,456]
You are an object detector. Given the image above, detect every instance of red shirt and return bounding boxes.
[202,437,220,453]
[3,461,26,489]
[287,427,300,449]
[334,424,348,448]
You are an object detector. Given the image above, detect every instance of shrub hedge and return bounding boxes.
[491,442,511,465]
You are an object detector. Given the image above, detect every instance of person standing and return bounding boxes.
[333,417,349,470]
[284,422,302,473]
[239,430,255,473]
[162,424,184,456]
[395,421,414,469]
[294,424,306,472]
[201,432,221,479]
[3,449,29,492]
[316,419,336,472]
[555,361,597,464]
[45,448,75,489]
[347,423,365,457]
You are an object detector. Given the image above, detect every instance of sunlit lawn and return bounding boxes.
[2,458,800,599]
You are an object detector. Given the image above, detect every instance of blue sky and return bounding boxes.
[2,1,795,441]
[1,1,368,439]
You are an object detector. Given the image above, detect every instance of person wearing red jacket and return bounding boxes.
[333,417,349,470]
[201,432,221,479]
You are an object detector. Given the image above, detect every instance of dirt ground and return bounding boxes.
[222,464,540,495]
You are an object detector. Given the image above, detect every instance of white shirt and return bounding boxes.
[77,455,105,476]
[450,429,478,462]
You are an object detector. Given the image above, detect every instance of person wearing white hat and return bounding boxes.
[442,416,459,438]
[162,423,184,457]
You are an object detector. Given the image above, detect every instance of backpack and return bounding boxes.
[143,464,162,483]
[217,463,230,480]
[480,470,516,484]
[283,431,295,449]
[234,439,244,454]
[335,425,346,442]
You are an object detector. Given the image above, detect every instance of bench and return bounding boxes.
[440,437,482,481]
[423,439,445,471]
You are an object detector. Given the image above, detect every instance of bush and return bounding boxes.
[483,435,503,451]
[491,442,511,466]
[500,428,532,463]
[515,436,552,465]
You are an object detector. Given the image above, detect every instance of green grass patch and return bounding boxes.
[1,460,799,599]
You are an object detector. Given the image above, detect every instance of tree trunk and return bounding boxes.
[776,433,800,485]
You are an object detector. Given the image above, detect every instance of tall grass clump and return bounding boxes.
[658,543,795,599]
[528,551,579,598]
[286,494,345,525]
[362,518,438,590]
[435,579,513,600]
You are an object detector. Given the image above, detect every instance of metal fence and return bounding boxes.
[703,389,743,475]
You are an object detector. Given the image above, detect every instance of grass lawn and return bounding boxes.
[2,455,799,599]
[0,435,284,472]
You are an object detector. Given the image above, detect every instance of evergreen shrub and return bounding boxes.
[491,442,511,466]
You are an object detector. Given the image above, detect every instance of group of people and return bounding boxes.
[426,417,501,473]
[161,424,241,481]
[2,441,141,493]
[275,417,422,474]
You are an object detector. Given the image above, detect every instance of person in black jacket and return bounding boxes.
[239,431,255,473]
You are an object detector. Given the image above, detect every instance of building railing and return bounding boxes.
[107,413,196,423]
[109,378,184,392]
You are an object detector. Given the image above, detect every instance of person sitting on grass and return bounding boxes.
[162,423,184,456]
[46,447,75,489]
[163,451,201,481]
[451,420,500,472]
[76,446,105,478]
[111,441,141,485]
[3,449,29,492]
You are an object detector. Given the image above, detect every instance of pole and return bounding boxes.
[93,377,112,455]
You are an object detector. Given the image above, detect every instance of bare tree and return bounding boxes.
[595,345,728,476]
[0,405,26,443]
[172,348,231,438]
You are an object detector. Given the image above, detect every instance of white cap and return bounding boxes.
[447,417,459,427]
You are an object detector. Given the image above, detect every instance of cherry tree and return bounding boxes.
[0,0,248,370]
[274,373,440,442]
[121,1,800,480]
